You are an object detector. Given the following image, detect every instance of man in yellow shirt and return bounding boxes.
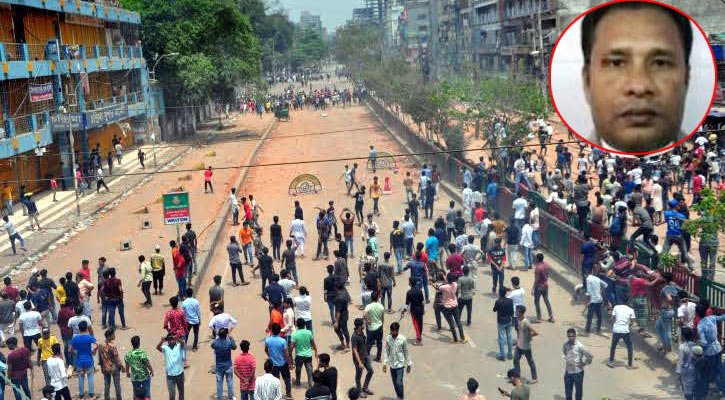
[150,245,166,295]
[2,183,13,216]
[37,327,59,386]
[55,277,67,306]
[369,176,383,216]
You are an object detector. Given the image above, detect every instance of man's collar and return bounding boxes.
[594,131,686,157]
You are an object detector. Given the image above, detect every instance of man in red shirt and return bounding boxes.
[6,337,32,398]
[170,240,187,300]
[532,253,554,323]
[163,296,188,365]
[204,166,214,193]
[623,271,660,338]
[3,277,19,302]
[56,303,75,364]
[233,340,256,399]
[445,244,464,277]
[241,197,253,222]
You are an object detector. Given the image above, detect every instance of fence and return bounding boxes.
[365,93,724,345]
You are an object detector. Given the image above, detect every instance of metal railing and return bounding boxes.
[4,43,24,61]
[97,45,109,58]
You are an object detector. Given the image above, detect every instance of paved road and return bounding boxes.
[6,78,684,400]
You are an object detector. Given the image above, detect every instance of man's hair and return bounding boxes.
[581,1,692,66]
[467,378,479,394]
[240,340,250,352]
[319,353,330,364]
[264,359,274,373]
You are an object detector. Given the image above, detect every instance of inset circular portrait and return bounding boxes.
[549,0,717,156]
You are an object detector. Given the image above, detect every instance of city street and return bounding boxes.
[12,77,685,400]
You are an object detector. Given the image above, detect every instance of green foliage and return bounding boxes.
[442,123,469,161]
[684,188,724,244]
[291,29,328,70]
[658,252,679,270]
[119,0,260,105]
[335,25,382,75]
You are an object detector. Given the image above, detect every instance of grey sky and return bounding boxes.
[276,0,363,30]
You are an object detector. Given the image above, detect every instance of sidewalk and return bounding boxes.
[367,98,680,370]
[0,142,190,274]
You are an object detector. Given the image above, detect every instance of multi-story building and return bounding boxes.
[384,0,430,65]
[0,0,162,194]
[365,0,390,26]
[352,7,376,27]
[299,11,323,34]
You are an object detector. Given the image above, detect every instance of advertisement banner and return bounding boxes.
[29,82,53,102]
[163,192,191,225]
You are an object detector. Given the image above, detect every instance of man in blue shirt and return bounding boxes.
[486,179,498,210]
[580,233,598,288]
[662,200,692,269]
[211,327,236,400]
[265,323,292,399]
[263,275,286,306]
[694,307,725,398]
[401,216,416,258]
[181,288,201,351]
[156,334,184,400]
[424,230,439,268]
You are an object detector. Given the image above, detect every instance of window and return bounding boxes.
[418,13,427,20]
[418,25,428,32]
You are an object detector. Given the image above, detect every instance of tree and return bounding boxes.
[120,0,261,106]
[290,29,328,70]
[684,188,724,279]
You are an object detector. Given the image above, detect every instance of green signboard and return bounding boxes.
[162,192,191,225]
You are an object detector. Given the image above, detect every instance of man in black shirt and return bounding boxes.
[351,318,373,397]
[270,216,283,261]
[317,353,338,400]
[405,277,425,344]
[333,283,350,351]
[180,236,193,285]
[63,272,80,308]
[504,219,520,270]
[489,238,506,294]
[493,287,514,360]
[262,274,285,306]
[407,194,420,231]
[258,247,275,292]
[324,265,338,325]
[453,210,466,235]
[294,201,304,220]
[305,371,332,400]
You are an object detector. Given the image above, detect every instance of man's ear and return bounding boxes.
[582,65,591,105]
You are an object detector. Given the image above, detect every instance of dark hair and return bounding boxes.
[240,340,250,352]
[467,378,479,394]
[319,353,330,364]
[264,359,274,373]
[348,387,361,400]
[681,327,697,342]
[581,2,692,66]
[131,335,141,348]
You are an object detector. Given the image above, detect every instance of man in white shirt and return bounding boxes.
[2,216,26,254]
[511,192,529,229]
[289,217,307,257]
[96,167,109,192]
[584,272,608,334]
[46,343,71,399]
[208,305,237,339]
[277,270,296,298]
[230,188,240,225]
[607,298,635,369]
[18,301,43,350]
[677,292,696,329]
[361,214,380,243]
[507,277,525,334]
[462,184,473,223]
[519,223,534,270]
[382,322,411,399]
[255,359,283,400]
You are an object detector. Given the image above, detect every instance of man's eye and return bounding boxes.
[652,59,673,68]
[604,59,625,67]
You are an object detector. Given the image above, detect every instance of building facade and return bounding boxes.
[0,0,162,194]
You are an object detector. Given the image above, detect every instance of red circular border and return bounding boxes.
[548,0,718,157]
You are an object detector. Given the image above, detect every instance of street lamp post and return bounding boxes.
[150,52,180,81]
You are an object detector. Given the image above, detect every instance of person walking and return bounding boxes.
[493,287,514,361]
[102,268,127,330]
[271,216,283,261]
[163,297,188,365]
[513,305,538,383]
[584,270,607,334]
[230,188,240,226]
[607,298,636,369]
[234,340,257,400]
[156,334,185,400]
[212,327,237,400]
[37,327,58,387]
[457,267,475,326]
[2,216,26,254]
[227,236,249,286]
[23,194,41,230]
[383,322,411,400]
[563,328,592,400]
[254,359,283,400]
[434,273,467,344]
[70,320,97,399]
[532,253,554,323]
[182,288,201,352]
[6,336,32,400]
[150,245,166,295]
[333,282,351,351]
[47,342,71,400]
[265,323,293,400]
[98,329,124,400]
[291,318,318,388]
[364,292,384,362]
[137,255,152,307]
[378,253,395,312]
[124,335,153,398]
[290,216,307,258]
[96,166,110,192]
[204,166,214,193]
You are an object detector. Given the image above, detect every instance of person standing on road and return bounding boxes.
[333,282,351,352]
[163,296,188,365]
[70,320,97,399]
[271,216,283,261]
[584,271,607,334]
[493,287,514,361]
[457,267,475,326]
[351,318,374,397]
[607,298,636,369]
[368,146,377,174]
[314,210,331,261]
[204,166,214,193]
[562,328,592,400]
[183,223,198,276]
[434,273,467,344]
[150,245,166,295]
[383,322,411,399]
[280,240,299,283]
[181,288,201,352]
[102,268,127,330]
[265,323,293,400]
[291,318,318,388]
[378,253,395,312]
[137,149,145,169]
[227,236,248,286]
[290,215,307,259]
[98,329,124,400]
[125,335,153,398]
[255,359,283,400]
[96,166,110,193]
[233,339,256,400]
[364,291,385,362]
[513,305,538,384]
[2,216,26,254]
[369,177,382,217]
[170,240,187,300]
[6,336,32,399]
[532,253,554,323]
[212,327,237,400]
[157,333,185,400]
[137,255,152,307]
[460,378,486,400]
[230,188,240,226]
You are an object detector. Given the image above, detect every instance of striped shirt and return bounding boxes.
[254,373,282,400]
[233,353,256,391]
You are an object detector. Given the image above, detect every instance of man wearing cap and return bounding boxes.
[150,245,166,295]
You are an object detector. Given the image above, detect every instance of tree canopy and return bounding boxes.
[120,0,261,106]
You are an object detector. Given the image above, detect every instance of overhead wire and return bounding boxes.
[3,138,585,185]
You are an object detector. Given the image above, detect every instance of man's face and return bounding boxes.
[583,7,689,153]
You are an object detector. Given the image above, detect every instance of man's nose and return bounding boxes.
[624,64,656,97]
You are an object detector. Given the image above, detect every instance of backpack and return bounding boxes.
[610,215,624,236]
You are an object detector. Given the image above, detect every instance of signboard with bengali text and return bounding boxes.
[163,192,191,225]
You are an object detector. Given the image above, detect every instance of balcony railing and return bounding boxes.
[0,42,143,63]
[2,112,50,139]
